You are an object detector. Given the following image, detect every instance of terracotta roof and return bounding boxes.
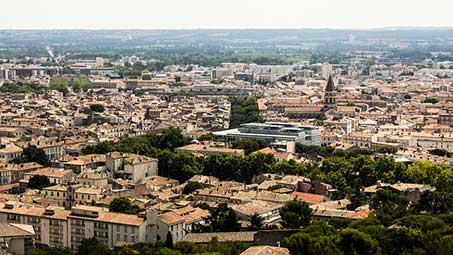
[241,246,290,255]
[291,191,327,204]
[159,211,185,225]
[26,168,72,178]
[0,223,35,237]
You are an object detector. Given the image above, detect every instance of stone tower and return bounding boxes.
[324,75,337,108]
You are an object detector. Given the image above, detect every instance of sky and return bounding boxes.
[2,0,453,29]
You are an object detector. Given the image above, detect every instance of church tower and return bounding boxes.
[324,75,337,108]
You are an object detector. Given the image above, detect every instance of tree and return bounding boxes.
[90,104,105,113]
[109,197,141,214]
[165,231,174,248]
[13,145,49,166]
[29,246,74,255]
[336,228,381,255]
[209,203,240,232]
[231,139,264,155]
[406,160,453,192]
[423,97,438,104]
[369,189,409,226]
[428,148,451,158]
[250,213,263,230]
[284,223,339,255]
[279,200,313,229]
[49,77,69,95]
[77,238,110,255]
[118,246,140,255]
[159,127,187,150]
[414,191,453,214]
[182,182,203,194]
[229,97,263,128]
[28,175,51,190]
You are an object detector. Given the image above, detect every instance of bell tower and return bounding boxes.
[324,75,337,108]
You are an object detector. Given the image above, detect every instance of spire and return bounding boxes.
[325,75,335,92]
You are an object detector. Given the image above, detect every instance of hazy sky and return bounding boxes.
[2,0,453,29]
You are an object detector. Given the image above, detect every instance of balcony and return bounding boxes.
[71,231,85,237]
[71,222,84,228]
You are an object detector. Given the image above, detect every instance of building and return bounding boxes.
[95,57,105,68]
[232,200,282,225]
[214,122,322,146]
[24,168,74,185]
[0,202,149,250]
[76,170,108,186]
[211,69,233,80]
[106,152,158,183]
[0,142,22,163]
[0,223,35,255]
[324,76,337,108]
[321,63,333,80]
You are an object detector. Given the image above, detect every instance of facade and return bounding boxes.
[0,223,35,255]
[0,202,147,250]
[106,152,158,183]
[24,168,74,185]
[324,76,337,107]
[214,122,322,146]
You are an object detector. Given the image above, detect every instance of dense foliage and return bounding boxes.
[109,197,142,214]
[0,83,47,94]
[30,237,247,255]
[49,76,69,95]
[28,175,51,190]
[229,97,263,128]
[13,145,50,166]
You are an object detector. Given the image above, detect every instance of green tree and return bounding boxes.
[13,145,49,166]
[369,189,409,226]
[414,191,453,214]
[49,76,69,95]
[165,231,174,248]
[77,238,110,255]
[229,97,263,128]
[28,175,51,190]
[406,160,453,192]
[159,127,188,150]
[118,246,140,255]
[109,197,141,214]
[231,139,264,155]
[182,182,203,194]
[284,223,339,255]
[250,213,263,230]
[90,104,105,113]
[209,203,240,232]
[336,228,381,255]
[279,200,313,229]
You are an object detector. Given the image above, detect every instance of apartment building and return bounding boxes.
[0,202,147,250]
